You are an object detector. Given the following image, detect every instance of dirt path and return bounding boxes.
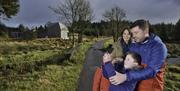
[77,40,105,91]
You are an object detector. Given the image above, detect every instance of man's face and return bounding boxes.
[130,26,146,43]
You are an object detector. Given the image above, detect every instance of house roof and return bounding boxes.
[58,23,68,32]
[46,22,69,32]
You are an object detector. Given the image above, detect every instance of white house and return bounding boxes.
[46,22,69,39]
[59,23,69,39]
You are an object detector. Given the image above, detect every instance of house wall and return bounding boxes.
[61,30,69,39]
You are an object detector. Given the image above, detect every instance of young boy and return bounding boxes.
[102,51,143,91]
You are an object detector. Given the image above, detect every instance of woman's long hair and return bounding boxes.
[120,27,132,45]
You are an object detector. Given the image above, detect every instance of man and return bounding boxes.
[109,19,167,91]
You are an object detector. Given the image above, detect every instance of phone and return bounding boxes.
[99,44,113,53]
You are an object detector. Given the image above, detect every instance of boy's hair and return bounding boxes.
[127,51,142,65]
[130,19,150,32]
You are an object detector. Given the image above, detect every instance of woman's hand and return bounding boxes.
[103,53,112,63]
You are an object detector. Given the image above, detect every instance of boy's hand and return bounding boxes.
[112,58,124,64]
[103,53,112,63]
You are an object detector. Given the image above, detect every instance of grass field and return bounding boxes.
[0,38,95,91]
[165,64,180,91]
[0,38,179,91]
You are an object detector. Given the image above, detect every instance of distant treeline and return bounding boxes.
[82,20,180,43]
[0,19,180,42]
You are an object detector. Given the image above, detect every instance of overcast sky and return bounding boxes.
[2,0,180,28]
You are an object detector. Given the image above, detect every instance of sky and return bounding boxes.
[1,0,180,28]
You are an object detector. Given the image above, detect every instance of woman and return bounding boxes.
[92,28,132,91]
[119,28,132,55]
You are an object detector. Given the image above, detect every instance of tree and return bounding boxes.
[0,22,8,38]
[103,6,126,42]
[152,23,176,42]
[36,25,46,38]
[0,0,20,20]
[18,24,26,32]
[50,0,93,44]
[22,27,37,40]
[174,19,180,41]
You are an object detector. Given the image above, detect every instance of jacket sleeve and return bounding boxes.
[102,62,116,78]
[127,42,167,82]
[102,65,108,79]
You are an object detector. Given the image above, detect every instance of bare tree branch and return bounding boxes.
[103,6,126,42]
[49,0,93,44]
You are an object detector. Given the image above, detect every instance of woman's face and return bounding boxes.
[124,54,138,69]
[122,29,131,42]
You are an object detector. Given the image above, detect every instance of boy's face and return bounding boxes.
[124,54,138,69]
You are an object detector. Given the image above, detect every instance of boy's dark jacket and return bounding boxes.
[102,61,139,91]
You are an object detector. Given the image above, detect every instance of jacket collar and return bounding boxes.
[139,33,156,44]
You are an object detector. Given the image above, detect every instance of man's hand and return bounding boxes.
[103,53,112,63]
[109,71,127,85]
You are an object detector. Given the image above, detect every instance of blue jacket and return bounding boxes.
[127,33,167,82]
[102,62,138,91]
